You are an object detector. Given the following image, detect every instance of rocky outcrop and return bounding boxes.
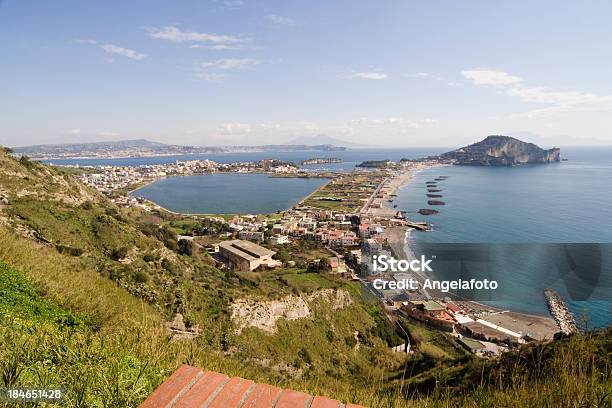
[440,135,560,166]
[230,289,353,334]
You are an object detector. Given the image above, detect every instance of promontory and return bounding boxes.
[439,135,560,166]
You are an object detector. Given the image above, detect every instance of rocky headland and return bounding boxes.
[439,135,560,166]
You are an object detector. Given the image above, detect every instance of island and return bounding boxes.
[438,135,560,166]
[427,200,446,205]
[356,160,392,168]
[301,158,343,165]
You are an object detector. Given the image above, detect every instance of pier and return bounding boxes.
[404,220,431,231]
[544,289,578,334]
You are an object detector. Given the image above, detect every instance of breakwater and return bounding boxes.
[543,289,578,334]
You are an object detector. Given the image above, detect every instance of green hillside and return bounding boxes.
[0,149,610,407]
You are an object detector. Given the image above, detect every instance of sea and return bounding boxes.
[394,147,612,329]
[45,147,612,328]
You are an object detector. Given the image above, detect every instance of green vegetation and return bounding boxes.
[0,261,83,330]
[302,172,388,212]
[0,148,610,407]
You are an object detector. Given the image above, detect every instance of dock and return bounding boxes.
[543,289,578,334]
[404,220,431,231]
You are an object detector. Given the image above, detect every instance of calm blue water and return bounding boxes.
[131,173,327,214]
[43,148,446,171]
[395,147,612,329]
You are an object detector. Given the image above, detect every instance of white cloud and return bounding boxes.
[349,117,438,130]
[405,72,443,81]
[145,26,247,44]
[507,86,612,107]
[463,68,612,118]
[200,58,260,70]
[77,39,147,61]
[349,72,388,80]
[99,44,147,61]
[216,123,253,135]
[68,128,81,135]
[264,14,296,26]
[189,44,240,50]
[202,117,438,145]
[215,123,281,140]
[461,69,522,86]
[193,72,229,83]
[194,58,260,82]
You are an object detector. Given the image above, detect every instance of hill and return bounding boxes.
[440,135,561,165]
[0,146,609,407]
[0,147,404,405]
[10,139,346,159]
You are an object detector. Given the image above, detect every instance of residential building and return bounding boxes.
[267,235,290,245]
[238,230,265,242]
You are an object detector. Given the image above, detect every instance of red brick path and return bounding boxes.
[139,365,367,408]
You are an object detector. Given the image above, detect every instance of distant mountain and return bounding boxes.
[439,135,560,166]
[259,144,346,152]
[287,134,367,148]
[11,139,346,159]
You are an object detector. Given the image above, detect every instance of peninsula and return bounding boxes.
[439,135,560,166]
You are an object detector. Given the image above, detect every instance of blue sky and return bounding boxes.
[1,0,612,147]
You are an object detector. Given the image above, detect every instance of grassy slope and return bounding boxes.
[2,237,609,407]
[0,152,408,405]
[0,152,610,407]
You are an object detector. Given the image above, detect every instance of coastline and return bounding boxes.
[378,165,560,337]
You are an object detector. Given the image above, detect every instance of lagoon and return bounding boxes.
[131,173,327,214]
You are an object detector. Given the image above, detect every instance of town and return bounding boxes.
[71,158,301,194]
[70,156,565,358]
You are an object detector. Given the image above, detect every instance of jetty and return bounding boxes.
[543,289,578,334]
[405,220,431,231]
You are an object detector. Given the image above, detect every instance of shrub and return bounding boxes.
[110,246,128,261]
[132,270,150,284]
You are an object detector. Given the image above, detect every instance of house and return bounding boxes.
[267,235,290,245]
[218,239,280,271]
[238,230,265,242]
[327,257,348,274]
[403,300,457,331]
[272,223,285,235]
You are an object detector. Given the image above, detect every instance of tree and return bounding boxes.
[177,239,195,256]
